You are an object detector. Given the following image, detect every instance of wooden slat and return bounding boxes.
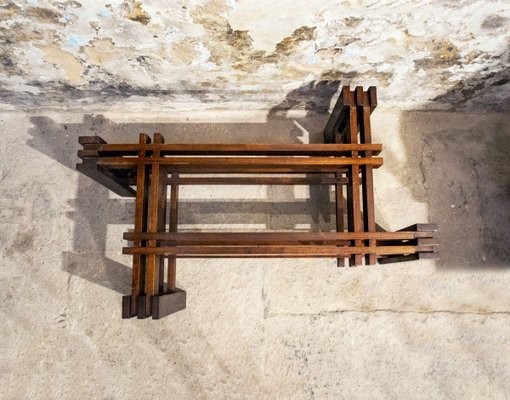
[167,172,179,291]
[78,149,100,158]
[97,156,384,173]
[345,89,363,266]
[155,134,167,295]
[368,86,377,111]
[324,86,354,143]
[163,176,349,185]
[122,296,131,319]
[81,143,383,157]
[123,245,436,257]
[124,231,434,243]
[331,91,350,267]
[416,238,439,246]
[151,290,186,319]
[78,136,106,145]
[143,133,166,317]
[127,133,150,318]
[335,171,345,267]
[357,87,377,265]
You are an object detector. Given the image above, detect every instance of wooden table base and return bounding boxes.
[76,86,438,319]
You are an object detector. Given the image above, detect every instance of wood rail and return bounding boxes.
[76,86,438,320]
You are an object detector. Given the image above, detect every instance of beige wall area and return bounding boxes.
[1,1,510,399]
[0,0,509,112]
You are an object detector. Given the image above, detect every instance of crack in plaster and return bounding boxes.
[266,309,510,318]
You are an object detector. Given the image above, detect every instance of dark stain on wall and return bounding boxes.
[414,39,461,69]
[56,1,82,10]
[0,79,216,108]
[0,2,20,19]
[432,46,510,111]
[231,25,318,71]
[226,26,253,51]
[26,6,64,25]
[481,15,508,29]
[0,53,22,76]
[344,17,362,28]
[275,26,317,55]
[124,1,151,25]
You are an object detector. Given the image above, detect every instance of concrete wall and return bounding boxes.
[1,0,509,111]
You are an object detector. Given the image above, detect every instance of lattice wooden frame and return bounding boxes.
[76,86,438,319]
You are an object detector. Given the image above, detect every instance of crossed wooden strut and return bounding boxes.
[76,86,438,319]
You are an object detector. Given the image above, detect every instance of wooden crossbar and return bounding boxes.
[123,245,437,257]
[123,231,436,243]
[94,156,383,173]
[162,176,350,185]
[78,143,383,157]
[76,85,439,320]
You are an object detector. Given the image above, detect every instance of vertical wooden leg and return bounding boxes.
[168,172,179,291]
[357,87,377,265]
[335,171,345,267]
[124,133,150,318]
[157,171,167,294]
[345,91,363,266]
[143,133,165,318]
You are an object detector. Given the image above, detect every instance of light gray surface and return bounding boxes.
[1,108,509,399]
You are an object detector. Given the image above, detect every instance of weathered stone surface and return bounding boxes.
[263,313,510,399]
[0,1,509,111]
[1,108,509,399]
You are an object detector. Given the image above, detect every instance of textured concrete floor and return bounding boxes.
[1,109,509,399]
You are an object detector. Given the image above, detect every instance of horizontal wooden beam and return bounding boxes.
[97,156,383,173]
[123,231,435,244]
[122,245,436,257]
[78,143,382,158]
[78,136,106,145]
[163,176,349,185]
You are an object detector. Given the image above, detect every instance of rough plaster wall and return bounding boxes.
[1,0,509,111]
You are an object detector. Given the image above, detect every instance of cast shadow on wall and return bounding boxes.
[26,72,510,298]
[391,56,510,269]
[397,110,510,269]
[26,80,343,294]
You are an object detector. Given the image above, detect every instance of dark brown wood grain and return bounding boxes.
[167,172,179,291]
[143,133,166,317]
[324,86,353,143]
[357,87,377,265]
[96,156,384,174]
[123,231,434,243]
[125,133,151,318]
[78,143,383,157]
[76,86,438,320]
[345,90,363,266]
[163,175,349,186]
[123,245,436,257]
[152,289,186,320]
